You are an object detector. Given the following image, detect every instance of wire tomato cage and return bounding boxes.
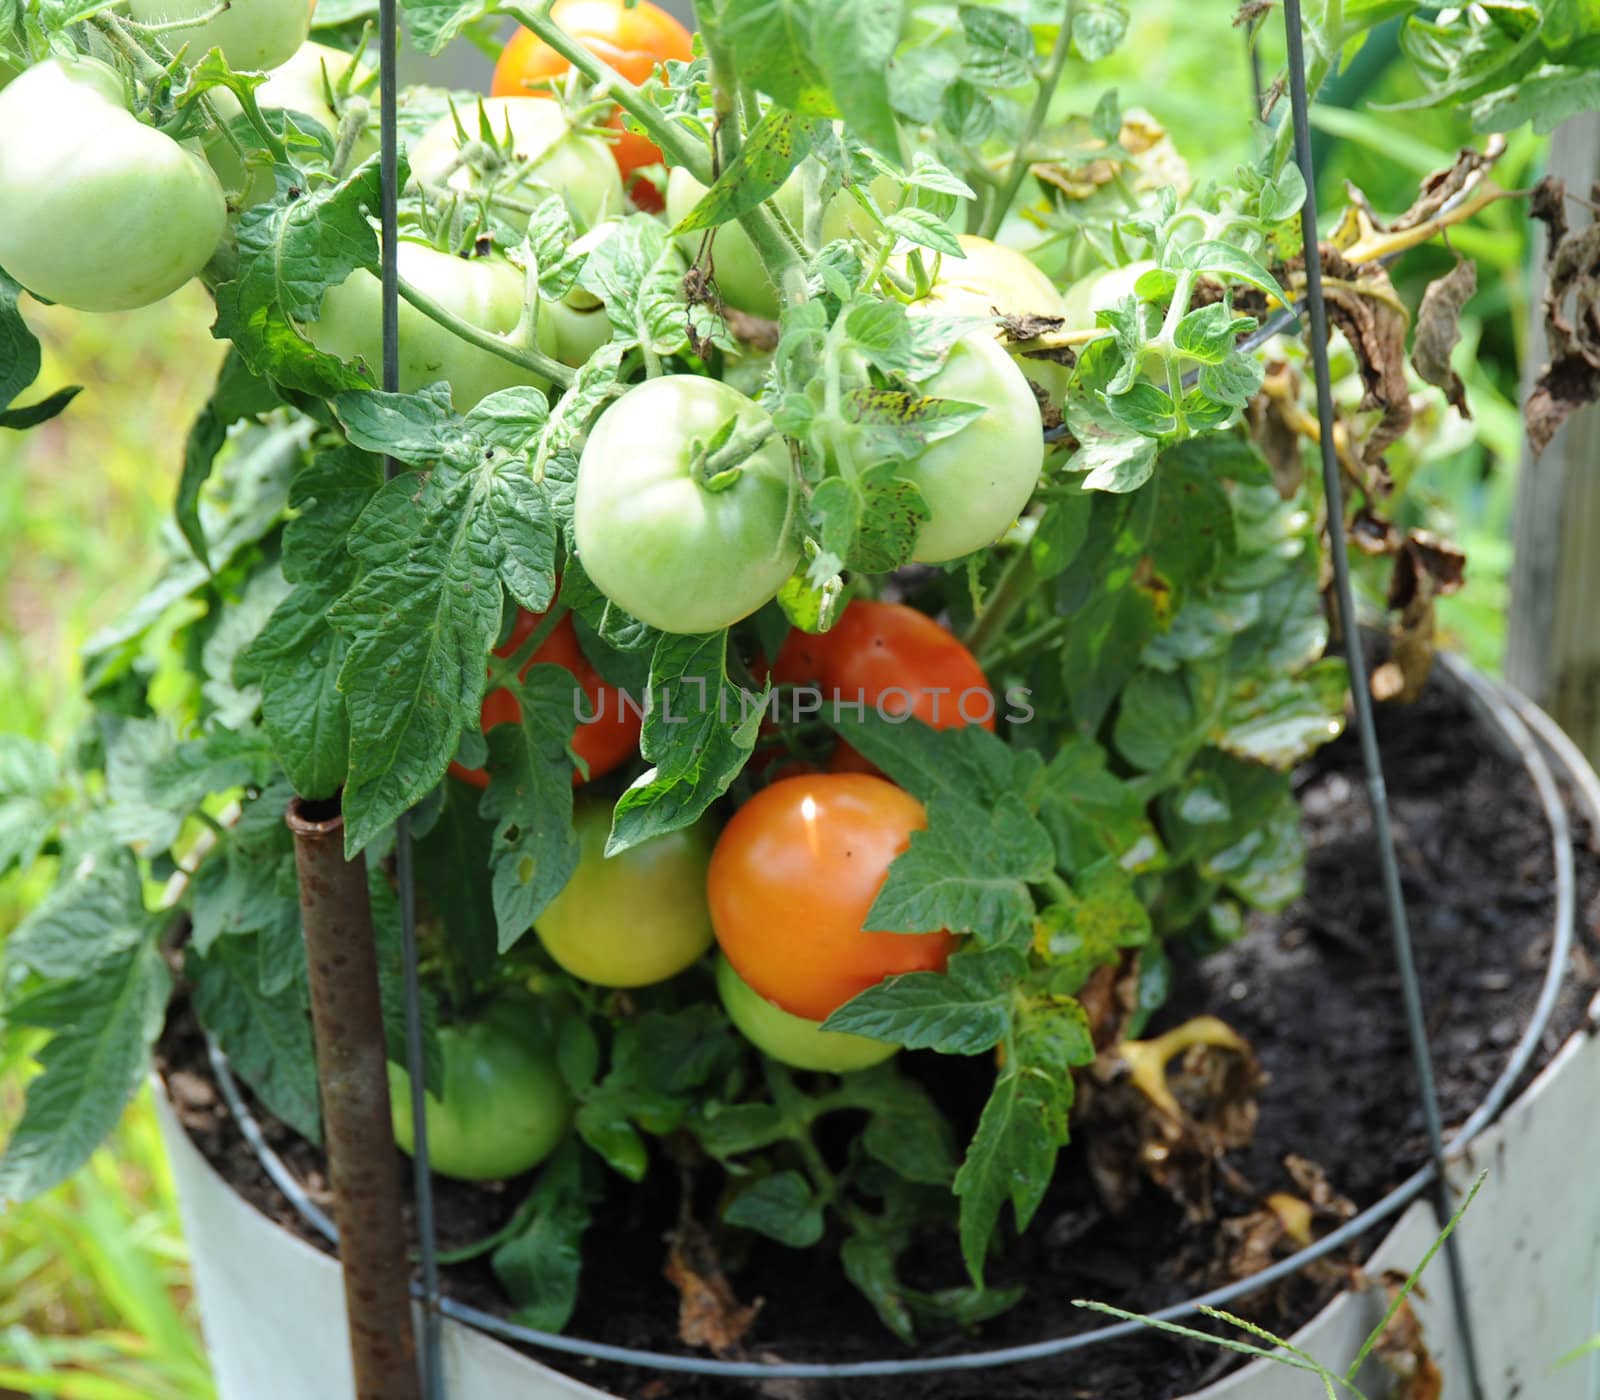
[224,0,1592,1394]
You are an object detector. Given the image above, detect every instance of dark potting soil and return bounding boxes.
[157,675,1600,1400]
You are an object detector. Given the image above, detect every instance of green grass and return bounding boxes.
[0,285,221,1399]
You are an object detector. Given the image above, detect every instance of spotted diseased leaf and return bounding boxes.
[1038,738,1164,874]
[810,464,931,576]
[1412,260,1476,417]
[843,385,987,461]
[479,665,581,949]
[671,110,823,234]
[608,632,766,853]
[1214,656,1348,769]
[1033,860,1151,992]
[865,794,1053,948]
[953,995,1094,1283]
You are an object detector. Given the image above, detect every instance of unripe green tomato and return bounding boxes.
[0,57,226,312]
[389,996,572,1181]
[207,41,377,207]
[906,233,1072,401]
[534,800,715,987]
[544,220,618,368]
[128,0,315,72]
[903,331,1044,563]
[409,96,622,233]
[306,239,557,409]
[664,162,904,319]
[574,375,800,633]
[716,955,896,1073]
[1059,259,1160,330]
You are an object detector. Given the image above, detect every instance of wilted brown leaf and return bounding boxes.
[665,1223,762,1356]
[1412,261,1476,417]
[1369,1272,1443,1400]
[1526,177,1600,456]
[1390,138,1507,234]
[1315,251,1413,467]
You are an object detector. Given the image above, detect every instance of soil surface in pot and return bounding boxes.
[158,677,1600,1400]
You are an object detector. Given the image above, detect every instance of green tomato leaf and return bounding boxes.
[7,856,146,981]
[857,1071,959,1186]
[1033,859,1151,992]
[479,665,581,949]
[1214,656,1349,769]
[1181,240,1287,308]
[367,868,445,1092]
[865,793,1052,947]
[0,939,170,1204]
[960,6,1035,89]
[0,267,81,429]
[1072,0,1130,61]
[0,736,62,882]
[823,948,1021,1053]
[723,1170,826,1248]
[212,161,390,396]
[1037,737,1165,875]
[400,0,491,54]
[176,349,278,570]
[953,995,1092,1284]
[188,934,321,1145]
[492,1141,596,1333]
[608,632,766,855]
[413,779,501,985]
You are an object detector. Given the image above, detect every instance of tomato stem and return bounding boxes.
[962,542,1038,657]
[329,99,372,182]
[484,603,570,691]
[978,0,1077,241]
[121,0,231,34]
[690,420,774,491]
[397,275,577,389]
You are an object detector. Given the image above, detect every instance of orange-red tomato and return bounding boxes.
[771,599,996,773]
[450,608,640,790]
[707,773,958,1021]
[491,0,692,211]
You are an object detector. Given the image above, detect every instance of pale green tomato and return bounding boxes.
[716,955,896,1073]
[207,41,377,206]
[545,220,617,368]
[906,233,1072,401]
[409,96,622,233]
[535,800,715,988]
[0,57,225,312]
[574,375,800,634]
[1059,259,1160,330]
[904,331,1044,563]
[128,0,314,71]
[664,162,905,319]
[389,995,571,1181]
[306,239,558,409]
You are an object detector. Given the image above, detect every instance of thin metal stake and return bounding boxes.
[1279,3,1487,1397]
[376,0,445,1389]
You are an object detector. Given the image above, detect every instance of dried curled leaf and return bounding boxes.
[1369,1272,1444,1400]
[1032,110,1192,204]
[1312,249,1413,467]
[1390,139,1507,234]
[1412,260,1476,418]
[1526,175,1600,456]
[1371,528,1466,703]
[665,1222,762,1356]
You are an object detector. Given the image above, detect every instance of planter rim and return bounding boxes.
[189,653,1595,1383]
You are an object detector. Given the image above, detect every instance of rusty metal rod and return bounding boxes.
[287,797,421,1400]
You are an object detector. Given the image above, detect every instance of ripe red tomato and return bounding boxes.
[450,608,640,790]
[491,0,693,211]
[771,599,996,774]
[707,773,958,1021]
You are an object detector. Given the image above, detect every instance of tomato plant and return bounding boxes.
[709,773,957,1020]
[573,374,800,633]
[534,799,714,987]
[0,56,225,312]
[389,995,572,1181]
[492,0,693,210]
[451,605,639,789]
[0,0,1540,1348]
[716,955,896,1072]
